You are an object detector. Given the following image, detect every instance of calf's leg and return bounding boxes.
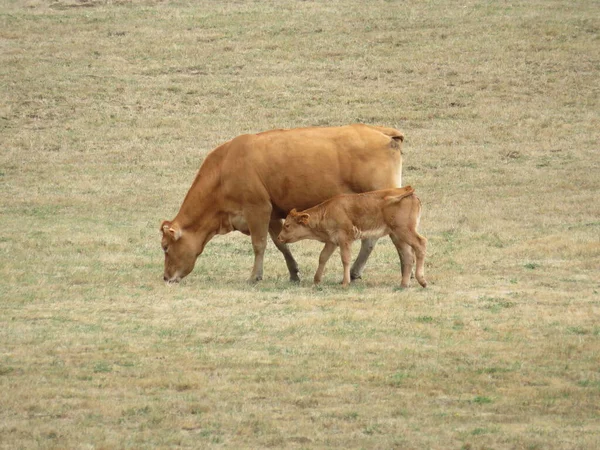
[413,235,427,288]
[314,242,336,284]
[268,219,300,282]
[391,231,427,288]
[390,234,414,288]
[339,241,353,287]
[350,237,378,280]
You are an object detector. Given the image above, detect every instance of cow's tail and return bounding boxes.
[365,125,404,143]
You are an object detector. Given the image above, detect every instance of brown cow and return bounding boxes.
[277,186,427,288]
[160,124,406,283]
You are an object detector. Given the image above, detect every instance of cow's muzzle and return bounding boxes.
[164,275,181,284]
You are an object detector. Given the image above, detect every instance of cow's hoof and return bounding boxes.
[290,273,301,283]
[350,273,362,281]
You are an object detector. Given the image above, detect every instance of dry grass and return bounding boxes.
[1,0,599,448]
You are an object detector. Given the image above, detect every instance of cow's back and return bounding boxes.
[220,124,403,215]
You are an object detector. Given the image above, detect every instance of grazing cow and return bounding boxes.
[160,124,406,283]
[277,186,427,288]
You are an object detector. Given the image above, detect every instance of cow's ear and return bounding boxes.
[161,221,182,241]
[160,221,171,235]
[169,227,182,241]
[298,213,310,225]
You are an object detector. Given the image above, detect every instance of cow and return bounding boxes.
[160,124,406,283]
[277,186,427,288]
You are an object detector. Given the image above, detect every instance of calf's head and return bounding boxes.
[160,221,198,283]
[278,209,312,244]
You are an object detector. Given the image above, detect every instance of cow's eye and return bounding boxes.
[283,223,289,229]
[162,245,168,254]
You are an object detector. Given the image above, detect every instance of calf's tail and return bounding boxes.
[384,186,415,206]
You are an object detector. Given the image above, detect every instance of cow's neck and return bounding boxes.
[172,146,232,248]
[175,167,220,231]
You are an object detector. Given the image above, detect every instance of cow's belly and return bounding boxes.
[230,214,250,235]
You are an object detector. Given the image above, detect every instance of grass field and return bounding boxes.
[1,0,599,448]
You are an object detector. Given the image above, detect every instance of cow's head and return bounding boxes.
[160,220,198,283]
[277,209,312,244]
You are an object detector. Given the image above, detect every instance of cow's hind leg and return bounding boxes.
[269,219,300,282]
[350,237,379,281]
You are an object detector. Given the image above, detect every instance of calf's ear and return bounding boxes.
[298,213,310,225]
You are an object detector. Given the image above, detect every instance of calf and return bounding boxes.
[277,186,427,288]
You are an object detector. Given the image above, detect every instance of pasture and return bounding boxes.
[1,0,599,448]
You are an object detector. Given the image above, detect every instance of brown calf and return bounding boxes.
[277,186,427,288]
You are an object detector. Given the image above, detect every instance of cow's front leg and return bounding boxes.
[246,207,272,282]
[314,242,336,284]
[268,219,300,282]
[350,237,379,280]
[339,241,353,287]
